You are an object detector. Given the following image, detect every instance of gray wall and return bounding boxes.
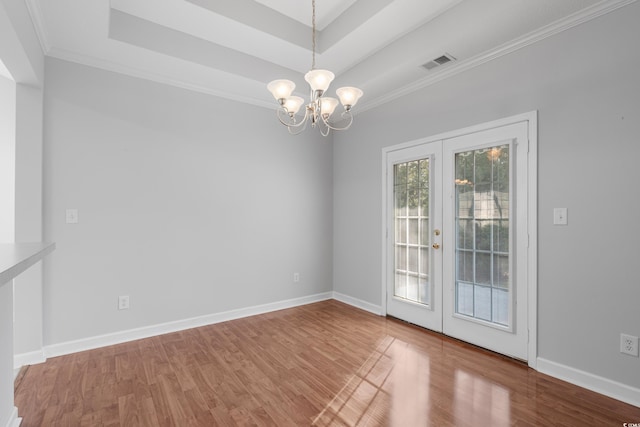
[13,83,45,356]
[43,58,333,345]
[333,3,640,389]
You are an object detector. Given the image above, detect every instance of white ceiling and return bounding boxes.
[25,0,635,112]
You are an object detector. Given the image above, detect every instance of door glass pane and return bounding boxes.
[408,219,419,244]
[394,158,430,306]
[454,144,510,326]
[396,219,407,244]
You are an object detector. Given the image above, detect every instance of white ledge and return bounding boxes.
[0,243,56,285]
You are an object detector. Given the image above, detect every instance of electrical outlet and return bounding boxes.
[293,273,300,283]
[118,295,130,310]
[620,333,639,357]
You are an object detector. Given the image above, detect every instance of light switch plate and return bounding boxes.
[553,208,567,225]
[66,209,78,224]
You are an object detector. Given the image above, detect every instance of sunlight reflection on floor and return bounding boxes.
[313,334,512,426]
[454,369,510,427]
[313,335,437,426]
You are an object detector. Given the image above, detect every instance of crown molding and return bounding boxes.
[358,0,639,114]
[24,0,51,54]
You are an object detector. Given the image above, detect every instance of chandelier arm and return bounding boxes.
[288,119,309,135]
[319,120,331,137]
[319,111,354,131]
[276,107,309,129]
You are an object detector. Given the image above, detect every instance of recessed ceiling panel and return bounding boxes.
[111,0,312,73]
[253,0,359,30]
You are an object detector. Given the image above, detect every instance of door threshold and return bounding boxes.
[385,315,528,366]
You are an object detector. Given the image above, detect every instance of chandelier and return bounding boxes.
[267,0,364,136]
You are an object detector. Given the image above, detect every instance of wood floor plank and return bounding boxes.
[15,300,640,426]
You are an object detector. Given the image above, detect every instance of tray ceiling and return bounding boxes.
[25,0,635,112]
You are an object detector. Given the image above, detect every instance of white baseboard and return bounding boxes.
[15,293,639,410]
[13,349,46,369]
[332,291,383,315]
[44,292,333,359]
[3,407,21,427]
[537,357,640,408]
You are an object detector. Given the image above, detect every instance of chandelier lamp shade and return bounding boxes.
[267,0,363,136]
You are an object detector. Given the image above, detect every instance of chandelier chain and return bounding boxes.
[311,0,316,70]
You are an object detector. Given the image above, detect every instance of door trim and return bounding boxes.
[381,111,537,368]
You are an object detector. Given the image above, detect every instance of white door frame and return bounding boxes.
[381,111,538,368]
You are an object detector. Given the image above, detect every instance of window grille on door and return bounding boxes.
[454,144,511,326]
[394,159,430,306]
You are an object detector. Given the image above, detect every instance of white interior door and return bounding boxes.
[384,117,534,362]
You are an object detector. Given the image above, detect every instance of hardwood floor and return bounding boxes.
[14,300,640,426]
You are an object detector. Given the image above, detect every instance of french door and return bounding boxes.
[383,116,535,362]
[385,142,443,332]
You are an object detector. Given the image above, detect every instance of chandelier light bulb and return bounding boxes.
[267,79,295,102]
[304,69,335,93]
[284,96,305,116]
[336,87,364,110]
[319,97,339,118]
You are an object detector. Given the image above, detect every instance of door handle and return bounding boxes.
[432,243,440,249]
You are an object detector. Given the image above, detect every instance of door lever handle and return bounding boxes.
[432,243,440,249]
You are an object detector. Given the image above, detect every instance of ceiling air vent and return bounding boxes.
[421,53,456,71]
